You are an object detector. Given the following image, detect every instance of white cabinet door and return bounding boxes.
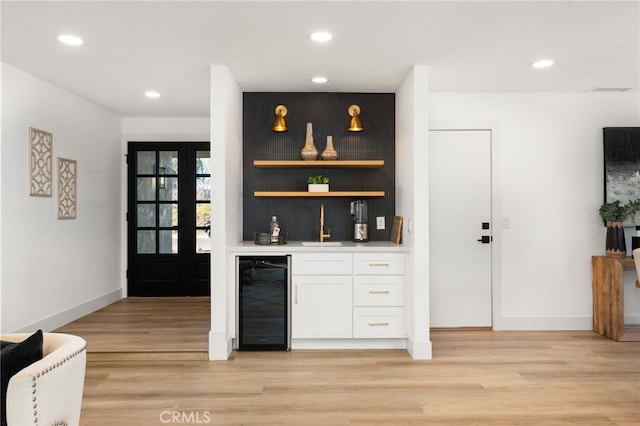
[292,275,352,338]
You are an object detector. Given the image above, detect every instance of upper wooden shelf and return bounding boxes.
[254,191,385,198]
[253,160,384,168]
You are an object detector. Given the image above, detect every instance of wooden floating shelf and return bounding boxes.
[253,160,384,168]
[254,191,385,198]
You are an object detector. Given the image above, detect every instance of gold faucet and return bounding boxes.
[320,203,331,242]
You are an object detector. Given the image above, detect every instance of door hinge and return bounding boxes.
[126,212,128,222]
[126,269,128,279]
[125,154,128,164]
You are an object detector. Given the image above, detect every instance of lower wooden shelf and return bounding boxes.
[254,191,385,197]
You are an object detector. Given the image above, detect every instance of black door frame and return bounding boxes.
[127,141,210,296]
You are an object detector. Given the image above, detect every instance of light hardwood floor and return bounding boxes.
[56,298,640,425]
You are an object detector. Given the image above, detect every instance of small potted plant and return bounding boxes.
[599,199,640,258]
[307,175,329,192]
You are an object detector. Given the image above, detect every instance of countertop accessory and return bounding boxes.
[254,232,288,245]
[272,105,288,132]
[347,105,363,132]
[391,216,403,244]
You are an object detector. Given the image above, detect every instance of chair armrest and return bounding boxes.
[5,333,86,426]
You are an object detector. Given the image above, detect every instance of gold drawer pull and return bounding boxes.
[368,262,390,267]
[368,322,390,327]
[368,290,390,294]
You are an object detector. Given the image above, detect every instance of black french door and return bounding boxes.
[127,142,210,296]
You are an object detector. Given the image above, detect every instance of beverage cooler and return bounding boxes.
[236,255,291,350]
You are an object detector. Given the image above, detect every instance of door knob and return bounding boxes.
[477,235,491,244]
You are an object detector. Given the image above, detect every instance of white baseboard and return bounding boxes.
[209,330,232,360]
[291,338,407,350]
[624,314,640,325]
[497,315,593,330]
[15,289,123,333]
[407,337,432,360]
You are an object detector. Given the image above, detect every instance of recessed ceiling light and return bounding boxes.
[311,77,329,84]
[310,32,332,42]
[531,59,554,69]
[144,91,161,98]
[57,34,84,46]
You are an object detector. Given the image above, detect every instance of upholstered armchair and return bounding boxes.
[1,333,86,426]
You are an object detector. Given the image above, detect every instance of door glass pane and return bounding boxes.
[159,151,178,174]
[159,204,177,227]
[137,204,155,227]
[196,177,210,201]
[196,151,211,174]
[137,178,156,201]
[159,177,178,201]
[137,230,155,254]
[159,230,178,254]
[196,203,210,227]
[137,152,155,174]
[196,229,211,253]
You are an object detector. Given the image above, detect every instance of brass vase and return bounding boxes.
[321,135,338,161]
[301,122,318,160]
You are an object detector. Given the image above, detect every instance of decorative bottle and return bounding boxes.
[270,216,280,244]
[321,135,338,161]
[301,122,318,160]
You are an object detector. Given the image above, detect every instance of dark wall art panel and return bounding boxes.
[603,127,640,226]
[603,127,640,203]
[243,92,395,242]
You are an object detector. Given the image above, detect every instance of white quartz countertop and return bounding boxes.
[229,240,409,253]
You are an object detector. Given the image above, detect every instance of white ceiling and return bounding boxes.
[2,1,638,117]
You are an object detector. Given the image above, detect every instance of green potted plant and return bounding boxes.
[307,175,329,192]
[599,199,640,258]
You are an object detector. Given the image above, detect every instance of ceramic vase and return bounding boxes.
[321,135,338,161]
[605,221,626,258]
[301,122,318,160]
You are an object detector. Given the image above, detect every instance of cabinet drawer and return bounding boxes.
[353,275,404,307]
[293,253,352,275]
[353,253,404,275]
[353,307,405,338]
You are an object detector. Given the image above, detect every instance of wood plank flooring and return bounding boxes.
[57,298,640,425]
[55,297,210,360]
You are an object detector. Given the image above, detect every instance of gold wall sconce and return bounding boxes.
[272,105,288,132]
[348,105,363,132]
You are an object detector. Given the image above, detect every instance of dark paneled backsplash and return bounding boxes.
[242,92,395,242]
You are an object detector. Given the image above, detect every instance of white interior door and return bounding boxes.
[429,129,492,327]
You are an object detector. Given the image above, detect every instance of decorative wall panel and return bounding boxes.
[57,157,77,219]
[29,127,53,196]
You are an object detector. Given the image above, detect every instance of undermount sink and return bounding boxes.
[301,241,344,247]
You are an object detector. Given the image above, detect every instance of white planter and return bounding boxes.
[308,184,329,192]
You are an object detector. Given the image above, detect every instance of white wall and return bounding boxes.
[430,92,640,329]
[396,66,432,359]
[209,65,243,360]
[1,63,123,332]
[122,117,209,141]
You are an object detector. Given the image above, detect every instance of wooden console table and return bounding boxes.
[592,256,639,342]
